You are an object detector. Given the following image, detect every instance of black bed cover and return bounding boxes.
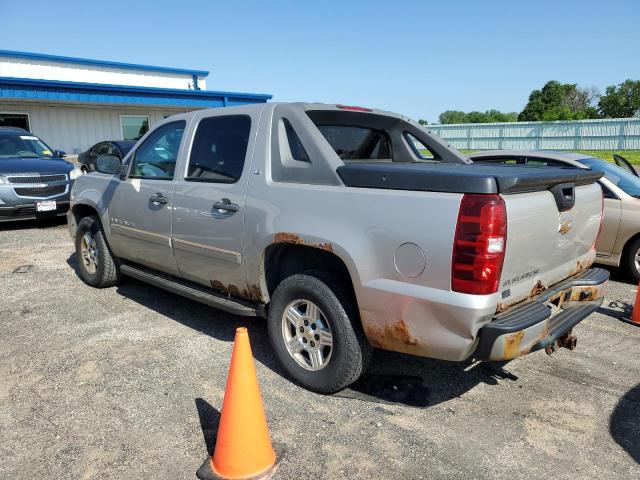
[336,162,603,195]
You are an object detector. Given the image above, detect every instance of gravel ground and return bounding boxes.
[0,218,638,480]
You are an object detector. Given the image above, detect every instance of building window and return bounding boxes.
[0,112,30,131]
[121,115,149,141]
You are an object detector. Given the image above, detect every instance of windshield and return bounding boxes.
[0,134,55,159]
[580,158,640,197]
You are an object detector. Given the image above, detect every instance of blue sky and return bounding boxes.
[1,0,638,122]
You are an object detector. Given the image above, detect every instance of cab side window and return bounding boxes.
[405,133,435,160]
[186,115,251,183]
[129,121,185,180]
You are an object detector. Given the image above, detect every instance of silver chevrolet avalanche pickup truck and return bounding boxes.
[68,102,609,393]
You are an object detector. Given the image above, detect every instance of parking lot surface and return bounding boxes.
[1,219,639,479]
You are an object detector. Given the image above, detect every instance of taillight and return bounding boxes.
[452,194,507,295]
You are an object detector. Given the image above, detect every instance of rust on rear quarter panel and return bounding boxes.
[274,232,334,252]
[316,242,334,252]
[360,310,420,351]
[274,232,304,245]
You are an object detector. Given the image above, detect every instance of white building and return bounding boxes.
[0,50,271,155]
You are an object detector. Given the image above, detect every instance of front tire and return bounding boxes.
[623,237,640,283]
[267,271,371,393]
[75,215,120,288]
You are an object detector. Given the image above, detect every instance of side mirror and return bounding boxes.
[54,150,66,158]
[96,154,123,175]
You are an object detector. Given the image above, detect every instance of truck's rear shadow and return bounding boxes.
[67,254,517,407]
[610,383,640,464]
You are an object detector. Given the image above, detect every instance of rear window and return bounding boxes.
[315,125,391,161]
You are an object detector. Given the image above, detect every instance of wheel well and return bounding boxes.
[264,243,356,300]
[71,203,99,223]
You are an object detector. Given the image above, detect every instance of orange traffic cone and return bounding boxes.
[197,327,284,480]
[621,282,640,327]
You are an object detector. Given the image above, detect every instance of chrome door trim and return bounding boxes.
[172,237,241,264]
[110,223,172,247]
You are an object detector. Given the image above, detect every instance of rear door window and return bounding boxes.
[186,115,251,183]
[315,125,391,161]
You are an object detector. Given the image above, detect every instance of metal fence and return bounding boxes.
[425,118,640,150]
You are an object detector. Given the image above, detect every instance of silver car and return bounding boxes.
[68,104,608,393]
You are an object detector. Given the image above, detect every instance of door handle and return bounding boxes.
[212,198,239,212]
[149,193,168,205]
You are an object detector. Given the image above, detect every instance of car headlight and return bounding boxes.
[69,167,83,180]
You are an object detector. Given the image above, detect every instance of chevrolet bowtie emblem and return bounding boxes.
[558,219,572,235]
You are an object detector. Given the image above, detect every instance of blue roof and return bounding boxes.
[0,77,272,108]
[0,49,210,77]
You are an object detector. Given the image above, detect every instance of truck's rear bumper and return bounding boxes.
[474,267,609,361]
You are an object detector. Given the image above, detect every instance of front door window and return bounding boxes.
[129,121,186,180]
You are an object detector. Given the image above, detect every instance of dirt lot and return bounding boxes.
[0,218,638,479]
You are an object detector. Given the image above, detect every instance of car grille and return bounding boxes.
[7,174,68,184]
[13,185,67,198]
[6,174,69,198]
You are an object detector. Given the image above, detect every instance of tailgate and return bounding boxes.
[498,181,603,310]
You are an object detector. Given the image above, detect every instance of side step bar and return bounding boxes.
[120,264,259,317]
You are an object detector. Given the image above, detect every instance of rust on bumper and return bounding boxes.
[475,268,609,361]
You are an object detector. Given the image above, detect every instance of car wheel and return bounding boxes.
[75,215,120,288]
[267,271,372,393]
[623,237,640,283]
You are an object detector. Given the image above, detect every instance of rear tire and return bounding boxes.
[623,237,640,283]
[75,215,120,288]
[267,271,371,393]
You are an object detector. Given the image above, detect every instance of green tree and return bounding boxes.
[518,81,600,121]
[598,80,640,118]
[438,109,518,124]
[438,110,467,124]
[418,119,428,126]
